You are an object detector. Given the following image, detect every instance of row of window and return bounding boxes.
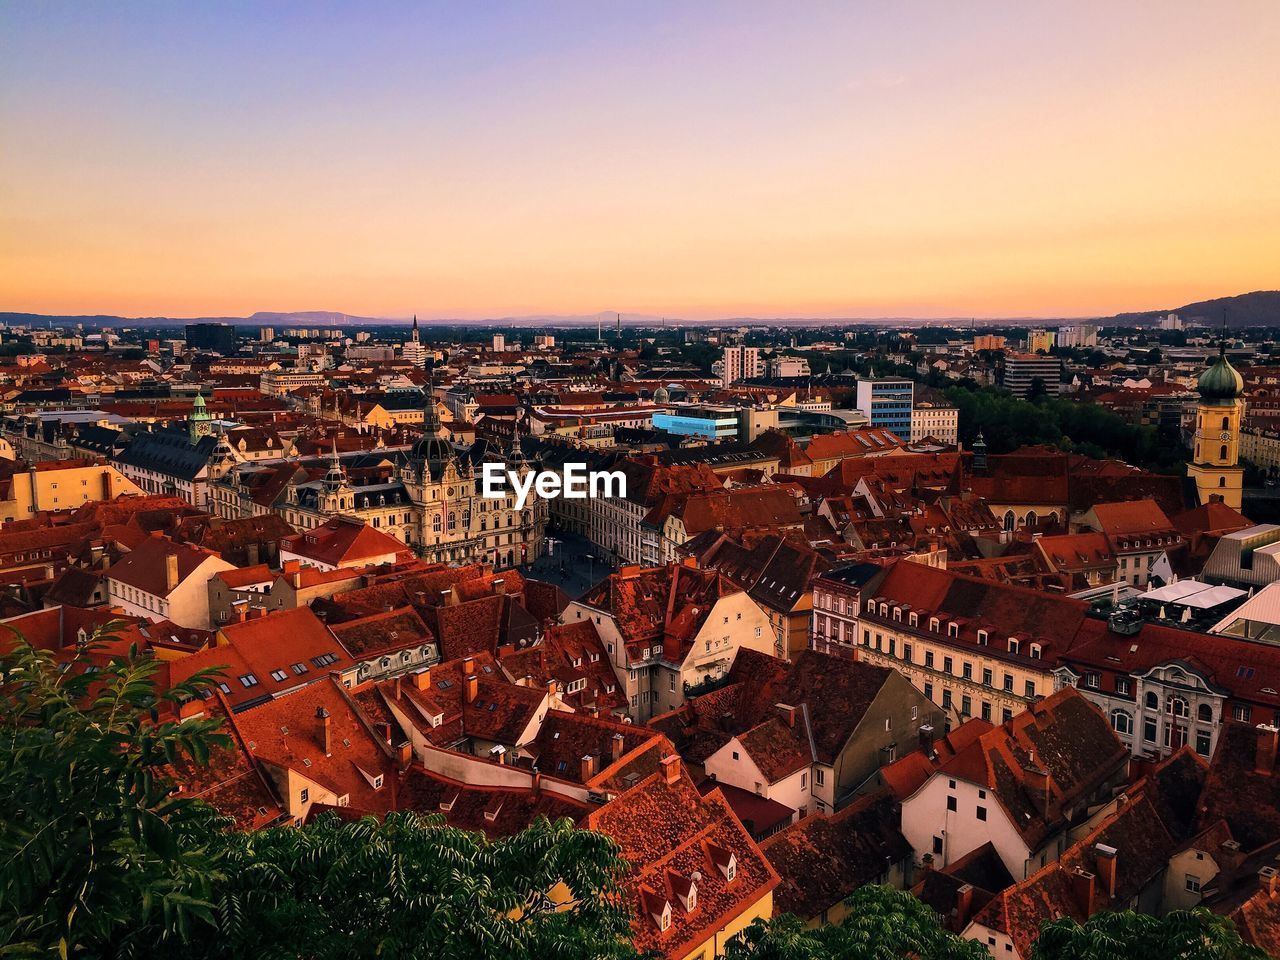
[863,630,1038,698]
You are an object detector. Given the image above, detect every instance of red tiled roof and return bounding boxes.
[281,517,413,568]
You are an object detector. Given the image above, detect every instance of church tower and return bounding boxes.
[1187,339,1245,510]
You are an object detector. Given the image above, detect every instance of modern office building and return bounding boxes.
[652,404,741,440]
[184,322,236,354]
[854,377,914,439]
[999,353,1062,399]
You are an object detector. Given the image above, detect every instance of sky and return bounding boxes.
[2,1,1278,321]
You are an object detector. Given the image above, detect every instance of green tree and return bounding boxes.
[1031,908,1266,960]
[213,812,635,960]
[0,628,230,958]
[724,885,987,960]
[1,632,638,960]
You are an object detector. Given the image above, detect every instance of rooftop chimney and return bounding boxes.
[1256,725,1279,777]
[580,754,596,781]
[465,673,479,704]
[317,706,331,757]
[660,754,681,785]
[546,678,558,699]
[413,667,431,690]
[955,883,976,927]
[1070,868,1096,915]
[397,740,412,770]
[165,552,179,592]
[776,703,796,728]
[611,732,625,762]
[1095,843,1118,899]
[493,577,506,596]
[463,656,475,677]
[1260,866,1279,899]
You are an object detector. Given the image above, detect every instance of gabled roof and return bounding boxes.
[237,676,398,814]
[761,791,911,920]
[585,765,779,959]
[281,516,413,568]
[925,688,1129,849]
[105,535,225,598]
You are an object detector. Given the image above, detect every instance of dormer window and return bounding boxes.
[909,612,918,627]
[977,630,988,645]
[892,607,902,622]
[1008,638,1020,655]
[1029,643,1041,660]
[929,617,940,632]
[947,623,959,638]
[879,603,889,617]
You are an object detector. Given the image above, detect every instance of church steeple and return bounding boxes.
[410,364,453,478]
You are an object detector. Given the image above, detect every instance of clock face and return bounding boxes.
[1220,432,1231,440]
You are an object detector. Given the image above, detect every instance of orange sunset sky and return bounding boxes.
[1,2,1277,321]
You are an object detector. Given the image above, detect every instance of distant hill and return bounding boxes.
[1109,290,1280,328]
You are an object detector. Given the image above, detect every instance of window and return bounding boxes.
[1167,696,1189,718]
[1143,719,1157,743]
[943,656,953,675]
[1146,691,1159,710]
[942,689,952,708]
[1196,731,1212,757]
[903,642,913,663]
[300,788,309,803]
[1198,703,1213,723]
[239,673,259,688]
[1085,672,1100,689]
[1111,710,1133,736]
[961,695,972,716]
[1002,673,1014,692]
[1233,704,1252,723]
[981,701,991,721]
[982,668,993,687]
[924,681,934,700]
[962,662,972,680]
[925,651,935,668]
[976,805,987,821]
[270,669,287,682]
[1024,680,1036,699]
[815,768,825,786]
[947,795,957,812]
[1185,874,1202,893]
[1116,677,1131,696]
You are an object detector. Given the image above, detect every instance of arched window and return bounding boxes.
[1046,512,1059,526]
[1220,445,1228,460]
[1145,691,1159,710]
[1025,511,1037,528]
[1166,695,1189,718]
[448,512,457,530]
[432,514,442,533]
[1197,703,1213,723]
[1219,477,1226,487]
[1111,710,1133,736]
[1222,416,1230,430]
[1003,510,1015,532]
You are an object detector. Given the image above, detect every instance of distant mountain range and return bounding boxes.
[2,291,1277,329]
[1106,290,1280,329]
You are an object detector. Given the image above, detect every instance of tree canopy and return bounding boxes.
[1031,909,1267,960]
[723,885,988,960]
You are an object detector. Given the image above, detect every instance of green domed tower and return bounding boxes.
[1187,341,1245,510]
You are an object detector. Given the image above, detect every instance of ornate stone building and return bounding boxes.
[213,391,548,568]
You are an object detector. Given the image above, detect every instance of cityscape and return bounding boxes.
[3,4,1280,960]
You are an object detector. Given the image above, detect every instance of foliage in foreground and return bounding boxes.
[0,632,635,960]
[1030,909,1267,960]
[723,885,988,960]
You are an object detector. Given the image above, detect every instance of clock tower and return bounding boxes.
[1187,339,1245,510]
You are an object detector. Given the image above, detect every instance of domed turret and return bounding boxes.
[1197,342,1243,404]
[653,384,670,403]
[411,371,453,469]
